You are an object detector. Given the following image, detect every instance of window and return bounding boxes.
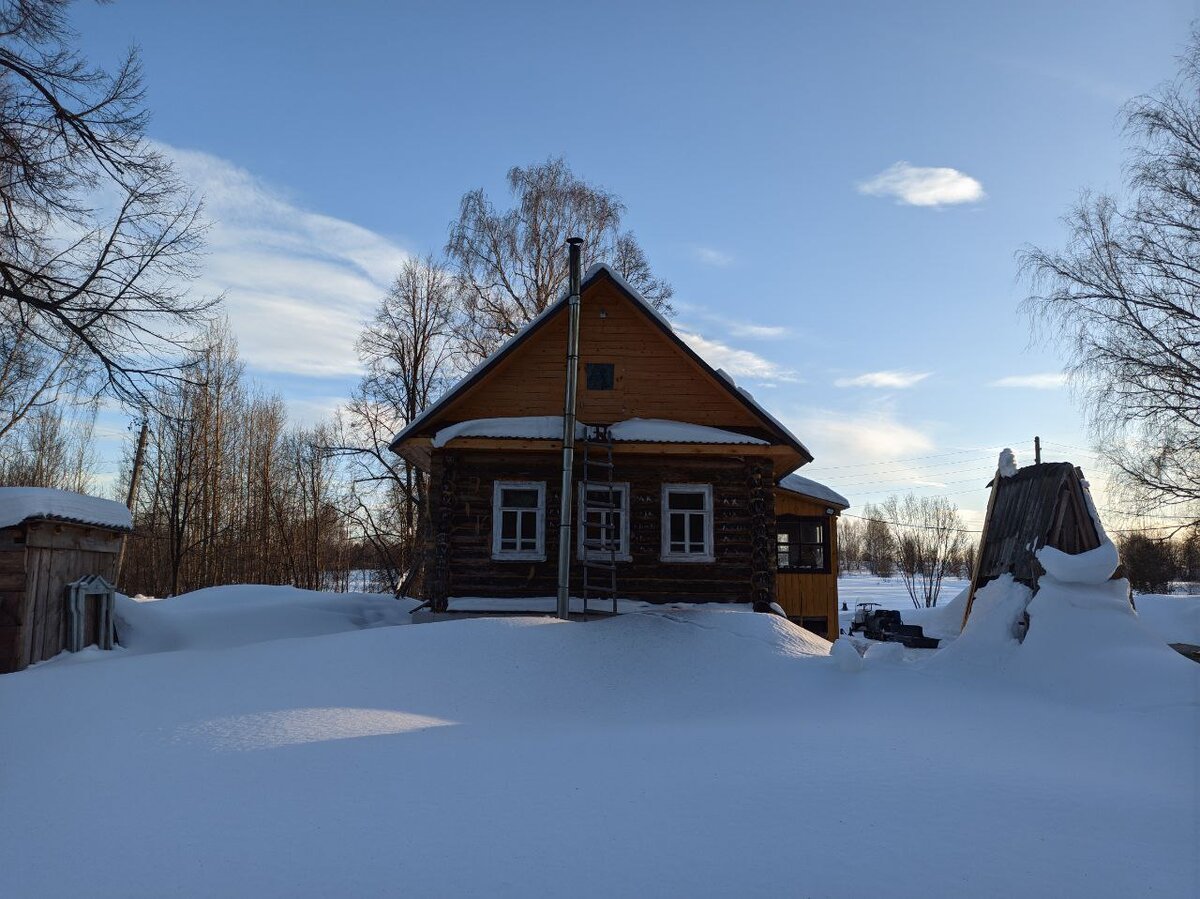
[776,516,829,573]
[578,483,630,561]
[586,362,615,390]
[492,481,546,560]
[661,484,714,562]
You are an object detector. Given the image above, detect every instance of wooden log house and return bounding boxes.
[390,264,847,639]
[0,488,132,674]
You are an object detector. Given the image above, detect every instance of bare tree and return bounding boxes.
[1022,32,1200,532]
[880,494,966,608]
[446,157,673,360]
[837,517,865,574]
[0,0,215,407]
[330,256,462,590]
[861,503,896,578]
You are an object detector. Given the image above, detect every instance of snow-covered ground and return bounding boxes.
[1,578,1197,897]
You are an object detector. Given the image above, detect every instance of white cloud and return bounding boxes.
[857,162,985,207]
[727,321,789,339]
[676,330,798,383]
[692,246,734,267]
[795,409,935,461]
[989,373,1067,389]
[834,370,932,389]
[163,144,410,377]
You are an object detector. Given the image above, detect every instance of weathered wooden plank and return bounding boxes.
[24,522,123,553]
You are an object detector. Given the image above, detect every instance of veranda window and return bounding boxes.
[776,516,829,573]
[661,484,714,562]
[492,481,546,560]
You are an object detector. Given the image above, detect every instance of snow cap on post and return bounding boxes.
[998,448,1018,478]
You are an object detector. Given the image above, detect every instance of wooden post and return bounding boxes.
[1034,435,1041,465]
[116,419,149,584]
[961,464,1003,630]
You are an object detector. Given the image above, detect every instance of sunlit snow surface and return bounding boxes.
[0,581,1196,898]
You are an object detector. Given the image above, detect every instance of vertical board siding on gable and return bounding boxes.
[437,281,773,434]
[429,449,775,604]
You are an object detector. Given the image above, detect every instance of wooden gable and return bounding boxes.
[392,266,811,469]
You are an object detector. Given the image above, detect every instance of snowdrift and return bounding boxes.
[114,586,420,654]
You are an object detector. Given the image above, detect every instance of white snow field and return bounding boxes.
[1,580,1197,897]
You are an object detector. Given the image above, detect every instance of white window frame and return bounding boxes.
[577,482,631,562]
[660,483,715,563]
[491,480,546,561]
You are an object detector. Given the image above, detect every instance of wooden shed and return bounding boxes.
[773,474,849,641]
[0,488,132,674]
[962,459,1105,626]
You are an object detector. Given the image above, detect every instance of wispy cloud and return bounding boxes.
[857,162,985,207]
[795,408,935,461]
[989,373,1067,389]
[692,246,734,267]
[164,144,410,377]
[676,330,798,383]
[835,370,931,389]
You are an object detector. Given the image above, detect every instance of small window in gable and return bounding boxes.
[492,481,546,561]
[586,362,615,390]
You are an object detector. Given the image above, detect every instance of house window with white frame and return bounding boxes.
[578,482,630,561]
[492,481,546,560]
[661,484,714,562]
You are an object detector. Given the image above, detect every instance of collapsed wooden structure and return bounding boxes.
[0,489,131,673]
[391,263,847,639]
[962,459,1105,626]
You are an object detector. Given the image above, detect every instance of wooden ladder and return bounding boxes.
[581,426,619,618]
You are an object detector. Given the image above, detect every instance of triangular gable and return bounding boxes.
[390,264,812,463]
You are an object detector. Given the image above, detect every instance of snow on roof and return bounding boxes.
[432,416,579,447]
[777,473,850,509]
[608,418,767,444]
[0,487,133,532]
[432,416,769,448]
[389,263,810,459]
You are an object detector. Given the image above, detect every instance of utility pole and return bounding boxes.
[116,418,149,583]
[1034,435,1041,465]
[556,238,584,621]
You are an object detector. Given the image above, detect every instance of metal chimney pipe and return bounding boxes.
[556,238,584,621]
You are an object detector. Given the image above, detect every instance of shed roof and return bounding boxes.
[975,462,1102,589]
[776,473,850,510]
[388,263,812,463]
[0,488,133,532]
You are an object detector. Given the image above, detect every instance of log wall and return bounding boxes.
[429,449,775,605]
[0,521,123,674]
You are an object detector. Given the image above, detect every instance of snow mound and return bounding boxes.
[115,585,418,654]
[0,487,132,531]
[931,541,1200,708]
[831,636,863,671]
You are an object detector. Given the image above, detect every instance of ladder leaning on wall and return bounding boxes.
[580,426,619,617]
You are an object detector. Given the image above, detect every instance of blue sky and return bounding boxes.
[74,0,1194,526]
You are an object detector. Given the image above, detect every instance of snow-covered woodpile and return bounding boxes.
[0,488,132,672]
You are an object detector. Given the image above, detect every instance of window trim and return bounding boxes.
[660,483,715,563]
[577,482,631,562]
[491,480,546,561]
[775,514,831,574]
